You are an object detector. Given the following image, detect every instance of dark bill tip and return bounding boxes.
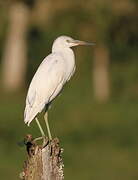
[75,40,96,46]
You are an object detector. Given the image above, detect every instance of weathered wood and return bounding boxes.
[20,135,64,180]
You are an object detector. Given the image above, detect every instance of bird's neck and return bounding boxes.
[52,47,75,61]
[61,47,74,58]
[62,48,76,81]
[52,47,75,81]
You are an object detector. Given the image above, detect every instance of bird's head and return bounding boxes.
[52,35,95,52]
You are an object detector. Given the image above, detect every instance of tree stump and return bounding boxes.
[20,135,64,180]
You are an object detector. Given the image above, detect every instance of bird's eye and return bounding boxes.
[66,40,70,43]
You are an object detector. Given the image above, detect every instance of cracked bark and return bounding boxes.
[20,135,64,180]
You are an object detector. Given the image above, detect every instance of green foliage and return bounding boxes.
[0,0,138,179]
[0,87,138,179]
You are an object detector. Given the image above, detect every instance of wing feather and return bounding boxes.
[24,53,65,125]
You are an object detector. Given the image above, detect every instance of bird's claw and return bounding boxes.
[42,136,49,148]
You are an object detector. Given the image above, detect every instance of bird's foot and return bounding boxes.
[33,136,52,148]
[34,136,44,142]
[42,136,49,147]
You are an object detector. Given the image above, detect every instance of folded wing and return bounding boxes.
[24,53,66,125]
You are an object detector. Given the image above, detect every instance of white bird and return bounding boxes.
[24,35,95,140]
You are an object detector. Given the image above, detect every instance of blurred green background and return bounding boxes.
[0,0,138,179]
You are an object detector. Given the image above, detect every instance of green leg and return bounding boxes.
[35,117,45,137]
[44,112,52,140]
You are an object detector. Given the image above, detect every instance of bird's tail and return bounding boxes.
[24,103,44,126]
[24,106,38,126]
[24,105,36,126]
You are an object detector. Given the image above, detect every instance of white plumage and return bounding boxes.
[24,35,94,128]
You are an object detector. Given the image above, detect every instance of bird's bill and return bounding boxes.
[72,40,96,46]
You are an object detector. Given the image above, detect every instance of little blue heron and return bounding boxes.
[24,35,95,140]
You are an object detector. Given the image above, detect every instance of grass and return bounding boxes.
[0,86,138,180]
[0,60,138,180]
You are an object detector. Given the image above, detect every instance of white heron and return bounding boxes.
[24,35,95,140]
